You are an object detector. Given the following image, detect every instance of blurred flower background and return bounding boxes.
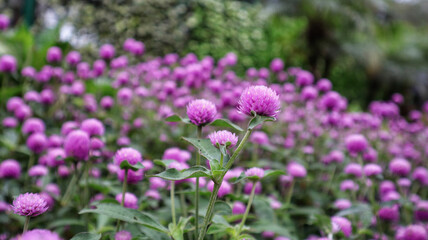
[2,0,428,111]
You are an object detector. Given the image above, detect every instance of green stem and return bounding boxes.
[251,144,258,167]
[285,180,295,208]
[220,154,224,168]
[171,181,177,227]
[84,161,91,207]
[199,128,253,240]
[23,216,30,233]
[61,165,78,206]
[195,125,202,238]
[238,182,257,234]
[116,170,128,232]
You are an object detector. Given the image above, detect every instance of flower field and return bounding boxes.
[1,25,428,240]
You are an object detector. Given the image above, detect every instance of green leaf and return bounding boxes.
[153,159,176,168]
[150,166,212,181]
[263,170,286,179]
[209,118,243,132]
[232,172,247,184]
[165,114,191,124]
[250,221,291,237]
[79,204,168,233]
[169,217,191,240]
[248,115,276,130]
[182,137,221,163]
[207,223,232,235]
[336,203,373,228]
[47,219,84,229]
[70,232,101,240]
[120,160,145,171]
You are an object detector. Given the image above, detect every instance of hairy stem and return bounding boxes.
[238,182,257,233]
[23,216,30,233]
[194,125,202,238]
[171,181,176,227]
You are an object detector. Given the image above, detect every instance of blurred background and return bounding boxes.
[1,0,428,112]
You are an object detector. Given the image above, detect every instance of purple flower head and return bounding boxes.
[64,130,90,161]
[413,167,428,186]
[27,133,48,154]
[208,130,238,148]
[186,99,217,126]
[99,44,115,59]
[20,229,61,240]
[378,205,400,221]
[363,163,382,177]
[22,66,36,78]
[2,117,18,128]
[334,199,352,210]
[344,163,363,178]
[379,180,396,196]
[345,134,368,154]
[117,169,144,184]
[46,47,62,63]
[100,96,114,109]
[150,177,167,189]
[207,180,232,198]
[24,90,41,103]
[287,162,307,178]
[389,158,411,176]
[332,216,352,237]
[340,180,359,191]
[93,59,106,77]
[301,86,318,101]
[81,118,105,137]
[7,96,24,112]
[415,201,428,221]
[90,137,104,150]
[270,58,284,72]
[400,225,427,240]
[238,85,280,118]
[115,230,132,240]
[117,87,133,105]
[114,147,142,165]
[0,159,21,179]
[0,14,10,30]
[22,118,45,135]
[250,131,269,145]
[65,51,81,66]
[145,189,161,200]
[0,54,17,73]
[245,167,265,180]
[316,78,332,92]
[232,201,246,215]
[244,181,262,195]
[12,193,48,217]
[115,192,138,209]
[28,165,48,177]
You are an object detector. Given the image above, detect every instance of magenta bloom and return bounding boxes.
[389,158,411,176]
[287,162,307,178]
[363,163,382,177]
[332,216,352,237]
[115,192,138,209]
[28,165,49,177]
[344,163,363,178]
[378,205,400,221]
[250,131,269,145]
[186,99,217,126]
[22,118,45,135]
[162,147,191,163]
[114,147,142,165]
[400,225,427,240]
[0,54,17,73]
[208,130,238,148]
[20,229,61,240]
[334,199,352,210]
[64,130,90,160]
[0,14,10,30]
[99,44,115,59]
[238,85,280,118]
[232,201,246,215]
[81,118,105,136]
[115,230,132,240]
[0,159,21,179]
[345,134,368,154]
[117,169,144,184]
[46,46,62,63]
[27,133,48,154]
[12,193,48,217]
[65,51,81,66]
[207,180,232,198]
[245,167,265,180]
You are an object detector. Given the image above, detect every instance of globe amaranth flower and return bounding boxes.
[389,158,411,176]
[20,229,62,240]
[0,159,21,179]
[64,130,90,160]
[250,131,269,145]
[80,118,105,136]
[232,201,246,215]
[28,165,48,177]
[46,46,62,63]
[344,163,363,178]
[244,181,262,195]
[238,85,280,118]
[117,169,144,184]
[345,134,368,154]
[99,44,115,60]
[332,216,352,237]
[363,163,382,177]
[207,180,232,198]
[0,14,10,30]
[12,193,48,217]
[208,130,238,148]
[115,192,138,209]
[245,167,265,181]
[162,147,191,163]
[186,99,217,126]
[114,147,142,166]
[27,133,48,154]
[334,199,352,210]
[399,225,427,240]
[287,162,307,178]
[0,54,17,73]
[378,205,400,221]
[115,230,132,240]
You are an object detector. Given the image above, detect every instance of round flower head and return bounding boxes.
[415,201,428,221]
[0,14,10,30]
[22,118,45,135]
[28,165,48,177]
[232,201,246,215]
[401,225,427,240]
[287,162,307,178]
[378,205,400,221]
[334,199,352,210]
[0,54,17,73]
[46,46,62,63]
[12,193,48,217]
[115,230,132,240]
[162,147,191,163]
[208,130,238,148]
[186,99,217,126]
[238,85,280,118]
[244,181,262,195]
[81,118,105,136]
[0,159,21,179]
[99,44,115,60]
[245,167,265,181]
[250,131,269,145]
[117,169,144,184]
[389,158,411,176]
[20,229,61,240]
[115,192,138,209]
[3,116,18,128]
[64,130,90,160]
[345,134,368,154]
[114,147,142,165]
[100,96,114,109]
[363,163,382,177]
[332,216,352,237]
[344,163,363,178]
[27,133,48,154]
[207,180,232,198]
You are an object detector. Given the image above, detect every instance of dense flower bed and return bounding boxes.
[1,27,428,239]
